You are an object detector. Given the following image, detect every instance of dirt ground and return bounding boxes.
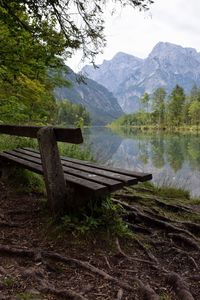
[0,180,200,300]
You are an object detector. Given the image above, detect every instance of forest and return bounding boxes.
[111,84,200,129]
[0,1,92,127]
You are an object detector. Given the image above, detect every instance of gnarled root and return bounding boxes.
[135,278,160,300]
[166,272,194,300]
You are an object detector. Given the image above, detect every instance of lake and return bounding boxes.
[82,127,200,198]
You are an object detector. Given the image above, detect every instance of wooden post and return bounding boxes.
[37,127,71,220]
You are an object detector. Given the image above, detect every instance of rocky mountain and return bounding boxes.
[82,42,200,113]
[83,52,142,94]
[55,68,123,125]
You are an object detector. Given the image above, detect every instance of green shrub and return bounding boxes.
[57,197,131,237]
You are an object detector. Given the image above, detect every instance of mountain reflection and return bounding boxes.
[83,127,200,197]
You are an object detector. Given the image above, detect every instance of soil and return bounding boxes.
[0,180,200,300]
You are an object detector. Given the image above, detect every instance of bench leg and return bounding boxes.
[0,160,13,180]
[37,127,72,220]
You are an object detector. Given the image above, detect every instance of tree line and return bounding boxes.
[111,85,200,128]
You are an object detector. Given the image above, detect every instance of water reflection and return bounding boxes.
[83,127,200,197]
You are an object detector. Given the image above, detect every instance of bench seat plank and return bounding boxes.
[23,147,152,182]
[15,148,138,185]
[3,150,123,192]
[0,152,108,195]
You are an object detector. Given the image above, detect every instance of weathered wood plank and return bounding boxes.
[0,152,43,174]
[0,125,83,144]
[5,150,123,191]
[15,148,138,185]
[37,127,70,218]
[0,152,108,194]
[23,147,152,182]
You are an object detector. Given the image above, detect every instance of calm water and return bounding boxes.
[82,127,200,198]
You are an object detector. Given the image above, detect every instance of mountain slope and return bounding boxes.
[82,42,200,113]
[55,68,123,125]
[82,52,143,94]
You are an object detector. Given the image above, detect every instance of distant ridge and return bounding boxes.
[55,68,123,125]
[82,42,200,113]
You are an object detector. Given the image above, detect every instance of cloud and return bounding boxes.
[68,0,200,71]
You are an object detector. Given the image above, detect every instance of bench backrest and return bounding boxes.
[0,124,83,144]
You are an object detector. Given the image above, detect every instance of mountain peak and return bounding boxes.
[112,51,140,60]
[81,52,143,94]
[149,42,198,59]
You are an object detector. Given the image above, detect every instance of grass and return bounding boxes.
[52,196,132,238]
[58,142,94,161]
[2,276,16,288]
[148,184,190,200]
[160,293,172,300]
[16,292,42,300]
[0,135,37,152]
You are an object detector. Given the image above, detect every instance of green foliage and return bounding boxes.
[2,276,16,288]
[152,185,190,200]
[8,169,45,194]
[58,143,94,161]
[160,293,172,300]
[167,85,186,126]
[188,100,200,126]
[0,1,153,66]
[152,87,166,125]
[57,197,131,237]
[110,84,200,130]
[0,4,68,125]
[140,92,150,112]
[110,111,153,127]
[16,292,42,300]
[0,135,37,152]
[56,100,90,127]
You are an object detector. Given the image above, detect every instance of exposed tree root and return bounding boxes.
[22,266,88,300]
[0,221,23,228]
[152,198,192,214]
[104,256,112,270]
[166,272,195,300]
[39,281,88,300]
[135,278,160,300]
[188,275,200,281]
[0,243,134,292]
[126,222,153,235]
[165,247,199,269]
[143,208,175,223]
[116,288,123,300]
[112,199,198,240]
[115,238,155,266]
[132,237,159,265]
[114,193,146,202]
[126,186,155,194]
[6,208,40,215]
[114,193,192,213]
[180,221,200,235]
[168,233,200,251]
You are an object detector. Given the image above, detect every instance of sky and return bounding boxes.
[67,0,200,71]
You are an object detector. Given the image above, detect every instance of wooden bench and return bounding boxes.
[0,124,152,219]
